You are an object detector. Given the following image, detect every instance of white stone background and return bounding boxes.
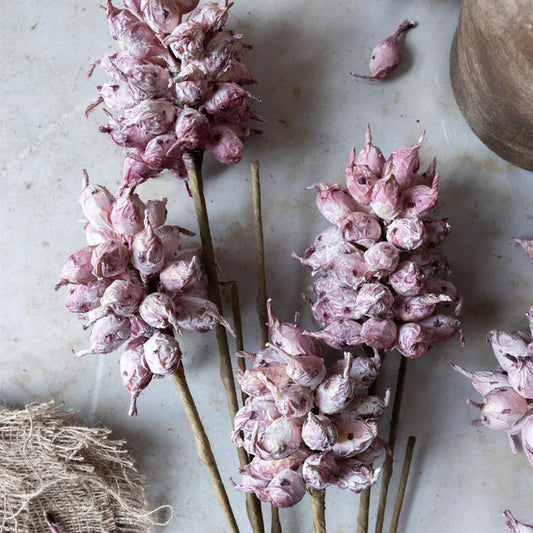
[1,0,532,532]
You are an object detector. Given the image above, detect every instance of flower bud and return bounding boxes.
[306,319,362,350]
[175,107,209,149]
[331,412,377,457]
[139,292,180,333]
[387,130,425,188]
[393,293,452,322]
[155,225,185,262]
[78,171,114,232]
[339,212,382,248]
[302,452,339,490]
[160,249,203,293]
[487,330,529,373]
[301,413,338,451]
[358,318,397,353]
[370,174,401,220]
[308,183,358,225]
[422,218,451,248]
[364,242,399,277]
[386,217,426,251]
[417,314,464,346]
[56,246,96,289]
[401,172,439,218]
[260,376,314,419]
[389,260,425,296]
[64,279,110,314]
[131,214,165,280]
[145,198,167,228]
[334,458,380,493]
[91,240,130,278]
[143,331,182,375]
[254,469,306,508]
[174,295,234,334]
[76,313,131,357]
[315,353,356,414]
[345,148,378,206]
[205,125,244,165]
[100,279,145,316]
[252,417,302,461]
[451,364,510,396]
[468,387,528,431]
[356,283,394,318]
[506,355,533,399]
[110,189,146,240]
[396,323,430,359]
[232,399,281,447]
[120,336,153,416]
[356,124,385,174]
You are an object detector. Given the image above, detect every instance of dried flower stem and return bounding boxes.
[374,357,408,533]
[171,365,239,533]
[230,283,266,533]
[356,489,371,533]
[252,160,269,346]
[251,161,282,533]
[308,488,326,533]
[389,436,416,533]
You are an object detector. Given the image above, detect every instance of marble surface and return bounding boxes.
[1,1,532,532]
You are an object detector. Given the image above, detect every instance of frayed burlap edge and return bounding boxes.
[0,402,171,533]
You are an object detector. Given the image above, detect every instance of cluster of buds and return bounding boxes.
[56,172,232,415]
[453,239,533,467]
[87,0,260,191]
[231,302,388,508]
[294,125,463,358]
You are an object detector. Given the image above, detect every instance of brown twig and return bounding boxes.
[251,161,282,533]
[389,436,416,533]
[230,283,266,533]
[374,357,408,533]
[308,488,326,533]
[171,365,239,533]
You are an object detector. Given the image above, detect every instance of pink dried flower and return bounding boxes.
[78,171,115,232]
[503,510,533,533]
[351,19,416,81]
[369,173,401,220]
[339,212,383,248]
[506,355,533,399]
[110,189,146,240]
[331,412,377,457]
[387,130,426,189]
[358,317,397,352]
[204,125,244,164]
[355,283,395,318]
[487,329,530,373]
[156,225,185,262]
[64,279,110,314]
[393,293,452,322]
[301,413,338,451]
[251,416,302,461]
[401,172,439,218]
[305,319,362,351]
[100,279,145,316]
[389,260,425,296]
[139,292,180,333]
[131,214,165,280]
[396,322,431,359]
[514,238,533,259]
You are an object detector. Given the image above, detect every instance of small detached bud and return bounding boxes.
[351,19,417,81]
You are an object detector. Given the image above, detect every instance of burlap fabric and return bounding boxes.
[0,402,166,533]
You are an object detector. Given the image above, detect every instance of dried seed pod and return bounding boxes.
[331,412,377,457]
[364,242,400,278]
[396,322,431,359]
[155,225,185,262]
[356,124,385,175]
[251,416,302,461]
[306,319,362,350]
[159,249,203,293]
[358,318,397,353]
[259,376,314,419]
[387,130,426,188]
[139,292,180,333]
[339,212,382,248]
[100,279,145,316]
[232,399,281,447]
[143,330,182,375]
[389,260,426,296]
[78,171,115,232]
[369,173,401,220]
[346,148,378,205]
[174,295,234,334]
[506,355,533,399]
[110,189,146,240]
[393,293,452,322]
[356,283,395,318]
[487,329,530,373]
[241,449,310,483]
[131,214,165,280]
[301,412,338,451]
[386,217,426,251]
[64,279,110,314]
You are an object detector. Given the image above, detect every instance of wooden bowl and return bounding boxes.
[450,0,533,171]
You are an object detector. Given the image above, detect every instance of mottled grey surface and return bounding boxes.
[0,1,531,532]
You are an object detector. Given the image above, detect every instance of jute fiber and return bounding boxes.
[0,402,165,533]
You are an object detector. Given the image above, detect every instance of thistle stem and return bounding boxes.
[374,357,408,533]
[171,365,239,533]
[308,488,326,533]
[389,436,416,533]
[251,161,281,533]
[230,283,266,533]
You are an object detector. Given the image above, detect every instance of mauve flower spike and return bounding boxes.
[351,19,417,81]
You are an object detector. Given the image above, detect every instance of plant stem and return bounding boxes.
[252,160,269,347]
[374,357,408,533]
[171,365,239,533]
[308,489,326,533]
[230,283,265,533]
[251,161,282,533]
[357,377,377,533]
[389,436,416,533]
